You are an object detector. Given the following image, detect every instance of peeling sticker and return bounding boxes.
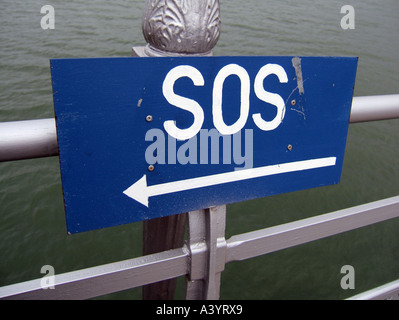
[292,57,304,95]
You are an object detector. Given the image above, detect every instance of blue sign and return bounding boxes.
[51,56,358,233]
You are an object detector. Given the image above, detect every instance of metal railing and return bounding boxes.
[1,94,399,162]
[1,94,399,300]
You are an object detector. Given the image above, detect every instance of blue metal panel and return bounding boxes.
[50,56,358,233]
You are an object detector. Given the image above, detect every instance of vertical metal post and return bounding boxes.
[185,209,208,299]
[203,205,227,299]
[133,0,221,300]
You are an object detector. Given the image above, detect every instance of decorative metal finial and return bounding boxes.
[142,0,221,56]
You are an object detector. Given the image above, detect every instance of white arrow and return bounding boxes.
[123,157,337,207]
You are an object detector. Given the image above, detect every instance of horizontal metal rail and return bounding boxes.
[0,248,188,300]
[350,94,399,123]
[1,196,398,299]
[348,279,399,300]
[0,118,58,161]
[225,195,399,263]
[1,94,399,162]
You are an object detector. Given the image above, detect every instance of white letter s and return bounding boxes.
[162,65,205,140]
[253,64,288,131]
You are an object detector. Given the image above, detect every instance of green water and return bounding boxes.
[1,0,399,299]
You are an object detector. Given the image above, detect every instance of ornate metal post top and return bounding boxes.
[141,0,221,56]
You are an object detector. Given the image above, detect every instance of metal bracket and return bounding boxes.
[185,206,227,300]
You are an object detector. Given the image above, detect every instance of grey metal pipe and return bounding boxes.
[350,94,399,123]
[0,94,399,162]
[0,118,58,162]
